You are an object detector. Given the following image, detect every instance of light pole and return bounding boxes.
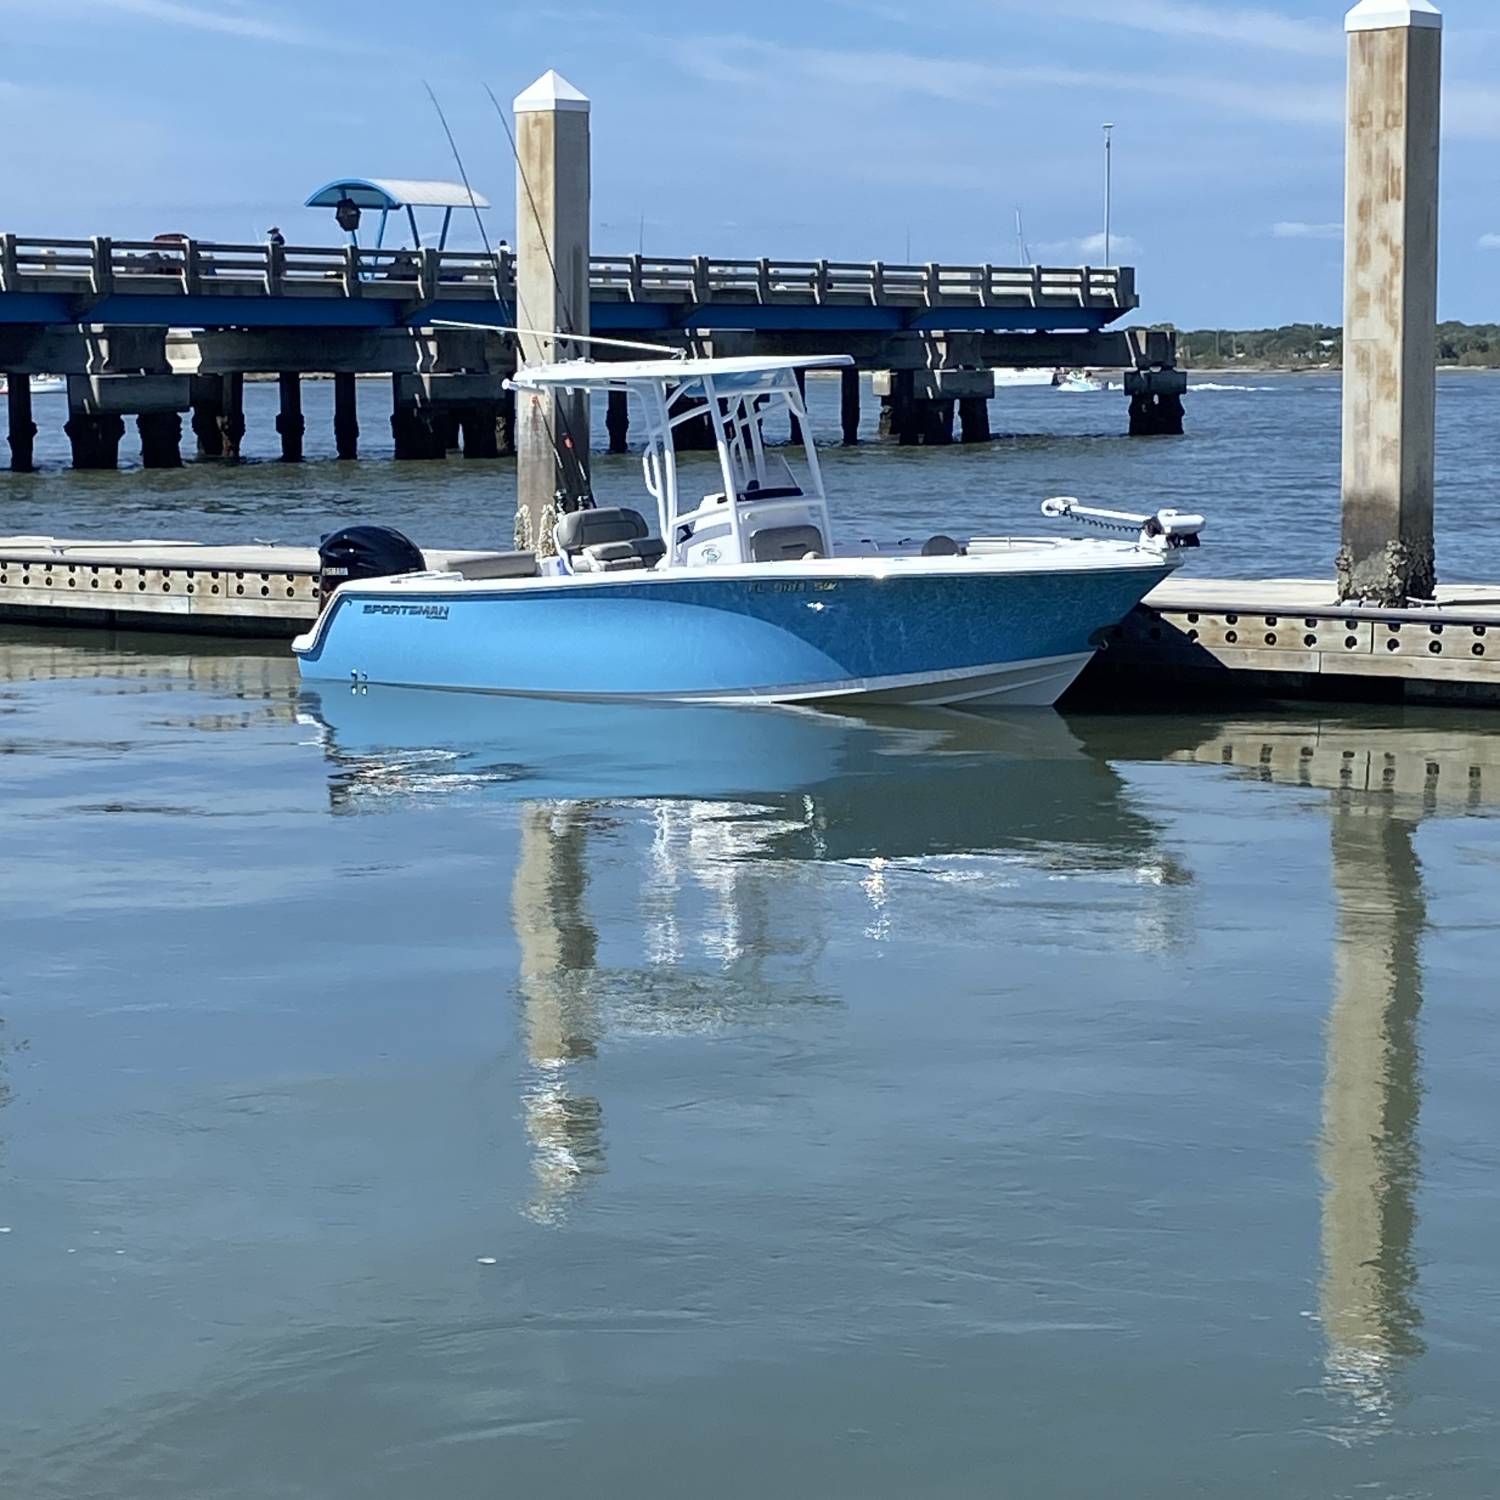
[1102,123,1115,266]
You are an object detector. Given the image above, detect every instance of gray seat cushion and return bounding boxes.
[749,524,826,562]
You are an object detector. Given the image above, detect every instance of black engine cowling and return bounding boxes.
[318,526,426,606]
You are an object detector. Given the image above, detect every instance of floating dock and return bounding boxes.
[3,534,1497,706]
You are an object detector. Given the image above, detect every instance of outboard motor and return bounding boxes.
[318,525,426,608]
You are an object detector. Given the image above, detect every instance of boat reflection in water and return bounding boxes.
[303,688,1182,1221]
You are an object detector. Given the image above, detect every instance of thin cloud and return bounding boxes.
[1273,221,1342,240]
[3,0,316,44]
[1036,232,1141,260]
[1479,233,1500,251]
[676,36,1341,129]
[1001,0,1335,59]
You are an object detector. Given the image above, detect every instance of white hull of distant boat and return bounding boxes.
[992,367,1057,390]
[0,375,65,396]
[295,357,1205,708]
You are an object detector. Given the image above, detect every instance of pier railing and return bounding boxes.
[0,234,1135,314]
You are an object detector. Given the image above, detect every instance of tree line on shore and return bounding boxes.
[1167,322,1500,368]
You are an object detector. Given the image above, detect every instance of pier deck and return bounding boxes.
[2,535,1498,706]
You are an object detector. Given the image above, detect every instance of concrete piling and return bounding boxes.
[606,388,630,453]
[136,410,182,469]
[390,379,446,461]
[217,373,246,462]
[333,373,359,460]
[496,387,517,458]
[1125,369,1187,436]
[276,373,304,463]
[840,367,860,446]
[6,375,36,472]
[878,369,918,445]
[459,404,501,459]
[64,406,125,470]
[1338,0,1442,604]
[958,395,991,444]
[789,368,807,446]
[515,69,591,552]
[190,376,224,458]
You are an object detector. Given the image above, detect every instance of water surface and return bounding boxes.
[1,632,1498,1496]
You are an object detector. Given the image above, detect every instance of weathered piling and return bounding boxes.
[840,367,860,446]
[1339,0,1442,604]
[1125,369,1187,436]
[959,395,991,444]
[789,368,807,446]
[390,379,446,461]
[6,376,36,472]
[606,388,630,453]
[217,373,246,462]
[190,376,224,458]
[333,373,359,460]
[64,406,125,470]
[136,410,183,469]
[878,369,917,445]
[515,69,591,551]
[459,404,501,459]
[276,373,304,463]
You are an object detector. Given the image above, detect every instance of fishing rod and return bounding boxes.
[430,319,682,359]
[422,82,493,263]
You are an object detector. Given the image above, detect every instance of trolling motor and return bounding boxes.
[1042,497,1205,551]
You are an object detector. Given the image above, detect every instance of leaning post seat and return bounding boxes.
[555,507,667,573]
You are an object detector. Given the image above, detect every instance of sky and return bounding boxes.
[1,0,1498,328]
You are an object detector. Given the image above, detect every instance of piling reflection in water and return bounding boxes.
[306,688,1183,1221]
[1092,715,1492,1436]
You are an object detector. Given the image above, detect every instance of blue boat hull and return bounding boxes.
[294,566,1165,706]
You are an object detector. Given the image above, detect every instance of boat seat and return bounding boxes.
[741,483,805,502]
[749,524,826,562]
[555,507,666,573]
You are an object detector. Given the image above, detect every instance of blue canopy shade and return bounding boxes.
[303,178,491,211]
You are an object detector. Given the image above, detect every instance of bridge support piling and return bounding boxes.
[437,409,462,453]
[333,373,359,460]
[920,399,955,446]
[460,404,501,459]
[1125,369,1187,437]
[190,377,224,458]
[789,368,807,446]
[64,411,125,470]
[6,375,36,473]
[1339,0,1442,605]
[840,366,860,446]
[606,388,629,453]
[217,373,246,462]
[390,385,447,461]
[276,373,304,463]
[878,369,918,444]
[496,388,516,458]
[959,395,991,443]
[137,410,182,469]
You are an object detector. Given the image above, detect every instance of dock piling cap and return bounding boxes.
[514,69,590,114]
[1346,0,1441,32]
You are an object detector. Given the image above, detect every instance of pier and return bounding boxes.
[0,235,1178,471]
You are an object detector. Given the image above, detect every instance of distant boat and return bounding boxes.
[0,375,66,396]
[1056,370,1105,394]
[992,368,1057,391]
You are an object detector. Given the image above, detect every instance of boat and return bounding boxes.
[293,354,1204,708]
[992,367,1057,390]
[1056,369,1105,393]
[0,375,65,396]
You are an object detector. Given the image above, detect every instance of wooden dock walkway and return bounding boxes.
[3,534,1498,706]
